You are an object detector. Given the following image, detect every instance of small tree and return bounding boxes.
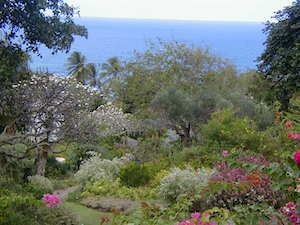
[0,73,102,175]
[151,87,205,145]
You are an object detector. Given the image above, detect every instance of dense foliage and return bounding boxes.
[3,1,300,223]
[258,0,300,111]
[0,0,87,54]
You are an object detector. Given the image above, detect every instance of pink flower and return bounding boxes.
[221,151,229,157]
[295,134,300,139]
[288,132,295,139]
[285,121,293,127]
[288,132,300,140]
[176,222,195,225]
[294,151,300,164]
[289,215,300,223]
[191,212,201,220]
[287,202,297,209]
[42,194,61,207]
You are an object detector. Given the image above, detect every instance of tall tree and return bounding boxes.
[258,0,300,111]
[66,52,99,85]
[66,51,88,83]
[0,0,87,54]
[101,40,232,116]
[86,63,99,87]
[0,0,88,132]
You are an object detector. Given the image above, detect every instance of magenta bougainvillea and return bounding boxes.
[280,202,300,225]
[42,194,61,207]
[294,151,300,165]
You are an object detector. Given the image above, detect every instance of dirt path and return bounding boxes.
[53,185,81,201]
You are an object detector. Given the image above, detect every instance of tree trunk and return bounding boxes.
[177,123,192,146]
[182,123,192,146]
[36,145,49,176]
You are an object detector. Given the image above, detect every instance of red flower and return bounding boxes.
[285,121,293,127]
[252,179,262,185]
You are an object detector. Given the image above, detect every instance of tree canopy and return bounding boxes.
[101,40,232,115]
[0,0,87,54]
[258,0,300,111]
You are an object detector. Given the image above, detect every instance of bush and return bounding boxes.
[191,163,285,212]
[201,109,264,152]
[159,167,215,202]
[0,190,41,225]
[35,205,79,225]
[130,136,170,162]
[27,175,54,198]
[0,176,23,192]
[74,152,119,185]
[0,190,79,225]
[28,175,53,191]
[84,178,157,200]
[119,162,152,187]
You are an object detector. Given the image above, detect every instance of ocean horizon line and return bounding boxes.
[74,16,266,24]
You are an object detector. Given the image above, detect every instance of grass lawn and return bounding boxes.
[64,202,109,225]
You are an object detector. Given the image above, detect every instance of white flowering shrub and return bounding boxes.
[28,175,54,192]
[74,152,120,185]
[91,103,140,136]
[159,167,215,202]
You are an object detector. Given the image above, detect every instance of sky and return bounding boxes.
[66,0,294,22]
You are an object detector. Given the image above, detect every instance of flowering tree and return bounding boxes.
[0,73,102,175]
[91,103,141,137]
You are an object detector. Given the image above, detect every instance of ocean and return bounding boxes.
[30,18,266,75]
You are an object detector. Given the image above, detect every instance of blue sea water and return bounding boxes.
[30,18,266,75]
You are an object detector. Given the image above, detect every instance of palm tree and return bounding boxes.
[86,63,98,87]
[66,51,88,84]
[100,57,122,81]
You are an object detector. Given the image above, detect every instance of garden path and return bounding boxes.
[53,185,81,200]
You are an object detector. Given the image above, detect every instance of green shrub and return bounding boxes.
[84,178,157,200]
[0,176,23,192]
[0,190,79,225]
[201,109,264,152]
[0,190,41,225]
[28,175,53,190]
[74,152,119,185]
[119,162,152,187]
[130,136,170,162]
[67,188,84,202]
[26,175,53,198]
[159,167,215,202]
[35,206,79,225]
